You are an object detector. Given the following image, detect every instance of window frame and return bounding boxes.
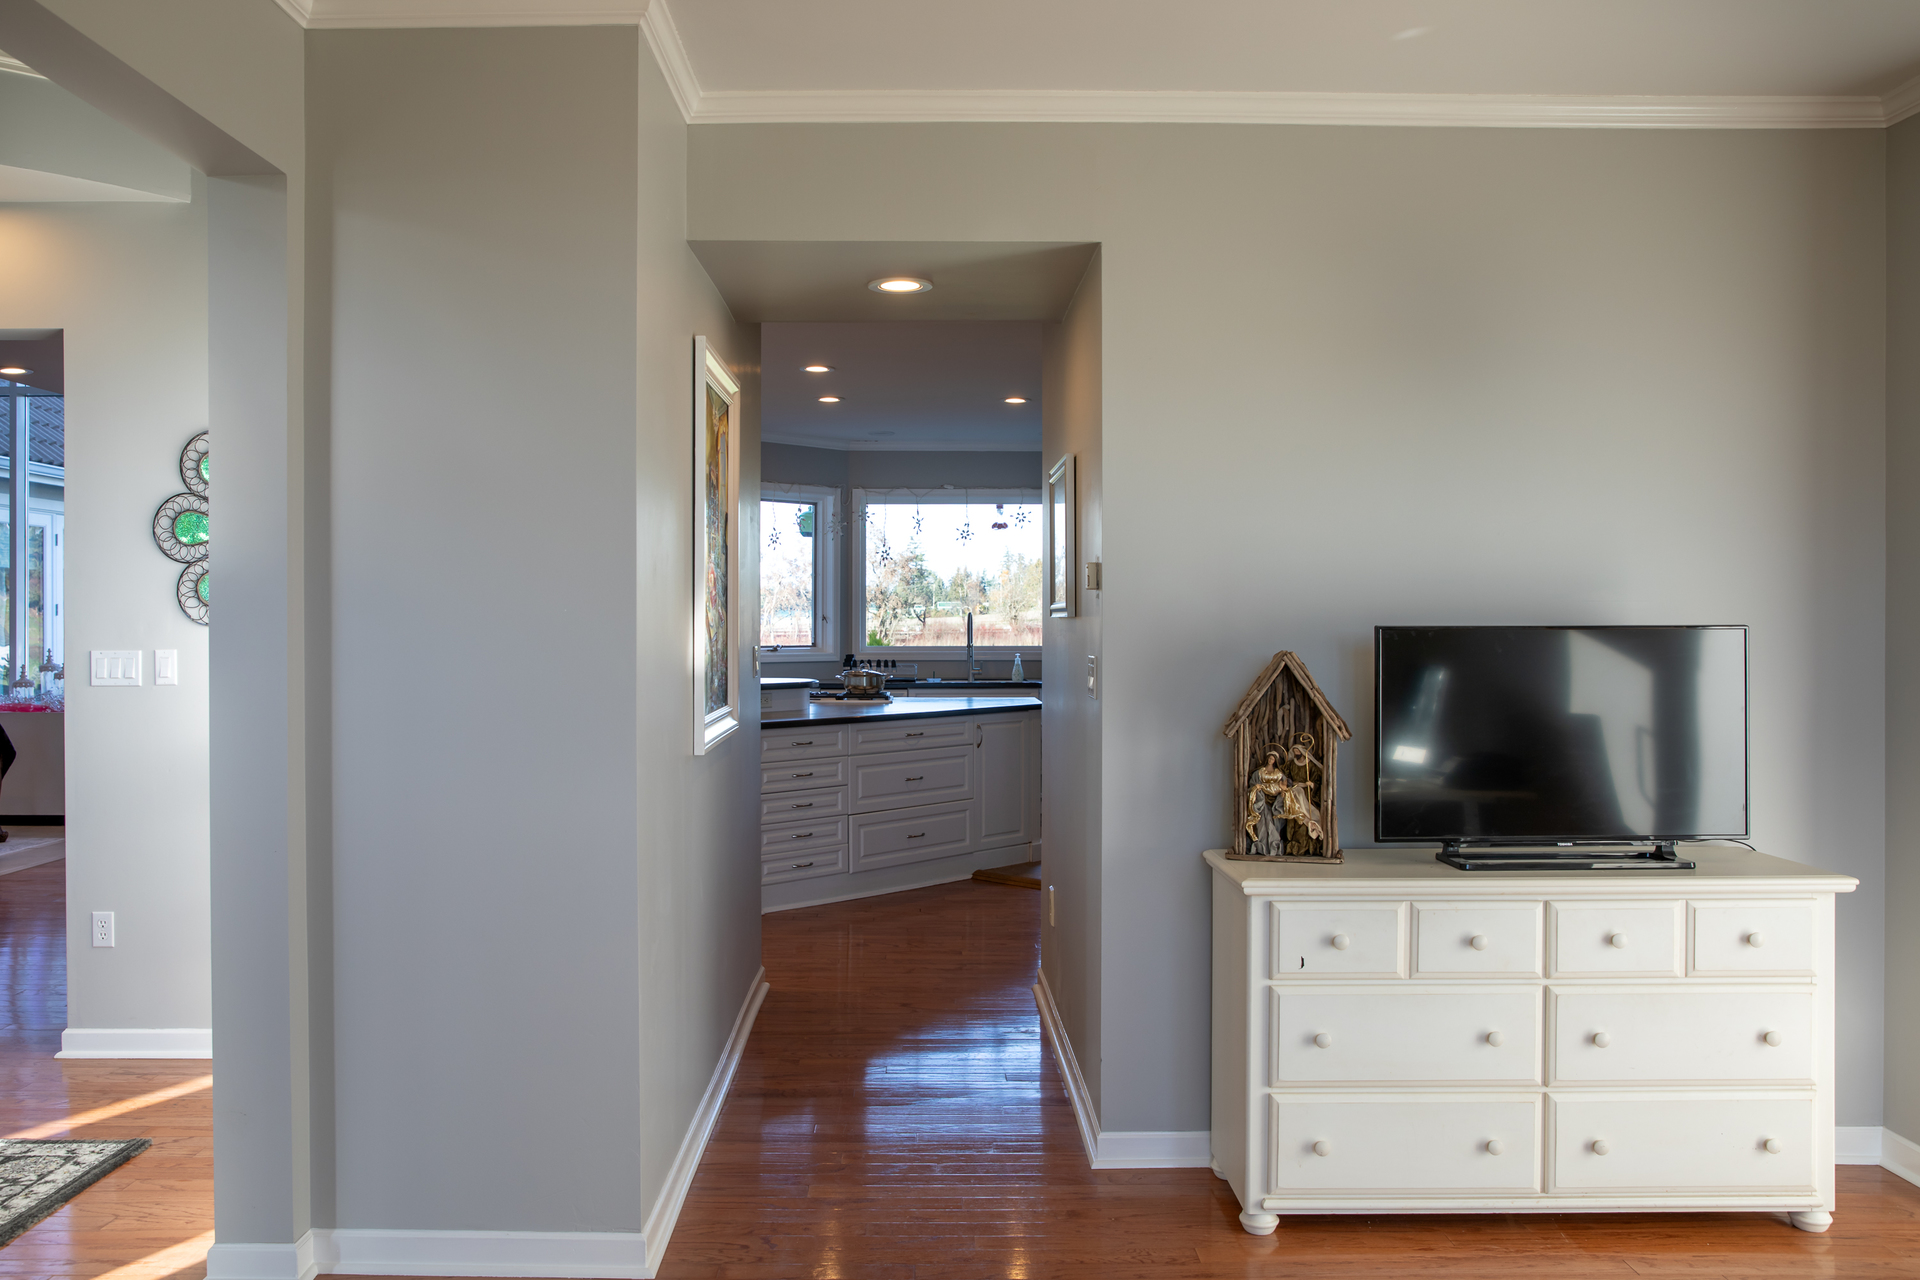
[757,482,839,663]
[852,486,1046,660]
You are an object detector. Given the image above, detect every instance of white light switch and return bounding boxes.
[91,912,114,948]
[90,651,141,686]
[154,650,178,685]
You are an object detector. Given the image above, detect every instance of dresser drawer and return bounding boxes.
[1692,900,1814,975]
[760,814,849,856]
[759,786,849,823]
[1273,988,1541,1085]
[760,725,849,763]
[1269,1094,1541,1193]
[761,756,849,794]
[1271,903,1408,980]
[851,717,972,754]
[1414,902,1543,977]
[1550,988,1812,1084]
[1551,901,1683,977]
[760,845,846,885]
[851,745,972,811]
[851,802,973,870]
[1550,1094,1815,1192]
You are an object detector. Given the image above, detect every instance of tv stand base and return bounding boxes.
[1437,840,1697,871]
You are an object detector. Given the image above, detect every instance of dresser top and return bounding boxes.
[764,696,1040,727]
[1204,846,1858,895]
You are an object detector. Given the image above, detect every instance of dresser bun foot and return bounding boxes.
[1790,1211,1833,1234]
[1239,1210,1280,1236]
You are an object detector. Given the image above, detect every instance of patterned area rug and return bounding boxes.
[0,1138,149,1246]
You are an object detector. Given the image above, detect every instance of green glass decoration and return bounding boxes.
[173,510,208,546]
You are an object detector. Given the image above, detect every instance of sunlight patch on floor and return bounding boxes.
[4,1073,211,1139]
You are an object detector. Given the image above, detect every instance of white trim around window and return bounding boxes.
[758,482,839,662]
[852,486,1045,660]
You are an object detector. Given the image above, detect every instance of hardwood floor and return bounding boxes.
[663,878,1920,1279]
[0,852,213,1280]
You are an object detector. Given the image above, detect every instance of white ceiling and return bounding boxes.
[761,323,1041,453]
[688,241,1098,323]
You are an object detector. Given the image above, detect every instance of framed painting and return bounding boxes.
[693,336,742,754]
[1045,453,1075,619]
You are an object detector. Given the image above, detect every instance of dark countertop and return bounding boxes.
[763,695,1040,726]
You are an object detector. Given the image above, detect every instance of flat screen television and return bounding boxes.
[1375,625,1748,850]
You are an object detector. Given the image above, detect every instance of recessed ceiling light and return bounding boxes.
[804,364,832,372]
[1005,397,1027,404]
[818,396,841,403]
[0,367,30,377]
[868,277,932,294]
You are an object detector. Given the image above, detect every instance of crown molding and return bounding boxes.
[687,87,1891,129]
[1885,72,1920,126]
[293,0,641,27]
[0,53,45,78]
[271,0,312,25]
[640,0,698,121]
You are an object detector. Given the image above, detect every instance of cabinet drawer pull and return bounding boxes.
[1762,1030,1782,1046]
[1469,934,1489,951]
[790,832,814,839]
[1485,1031,1504,1047]
[791,771,814,778]
[1764,1138,1783,1154]
[905,775,925,782]
[1591,1140,1610,1155]
[1609,932,1629,948]
[907,832,927,839]
[1311,1140,1331,1157]
[905,731,924,737]
[1312,1032,1332,1049]
[1485,1139,1503,1155]
[790,861,815,869]
[1747,931,1766,947]
[1591,1032,1611,1048]
[790,740,814,746]
[790,802,813,809]
[1330,934,1350,951]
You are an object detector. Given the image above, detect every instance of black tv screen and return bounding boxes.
[1375,626,1748,844]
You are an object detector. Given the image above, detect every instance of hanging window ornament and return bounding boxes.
[797,507,815,538]
[1013,507,1032,528]
[992,522,1009,530]
[767,525,781,549]
[912,504,924,535]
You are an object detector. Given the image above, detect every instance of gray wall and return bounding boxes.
[1039,253,1102,1104]
[1887,116,1920,1144]
[760,442,1043,679]
[693,123,1890,1131]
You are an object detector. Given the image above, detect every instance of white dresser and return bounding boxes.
[761,702,1040,911]
[1207,847,1857,1235]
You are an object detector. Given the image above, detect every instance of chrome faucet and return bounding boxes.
[966,611,980,681]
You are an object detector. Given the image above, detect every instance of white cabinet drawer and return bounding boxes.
[1272,987,1541,1085]
[1550,1094,1815,1192]
[759,786,848,823]
[760,845,846,885]
[1692,900,1814,975]
[1550,988,1812,1084]
[851,802,974,870]
[761,756,849,794]
[1269,1094,1541,1194]
[1271,902,1408,980]
[760,725,849,763]
[760,814,848,856]
[1414,902,1543,977]
[851,717,971,754]
[1551,901,1683,977]
[851,745,972,811]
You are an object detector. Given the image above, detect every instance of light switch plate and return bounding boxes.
[1084,561,1102,591]
[154,650,178,685]
[90,651,141,686]
[1087,654,1098,699]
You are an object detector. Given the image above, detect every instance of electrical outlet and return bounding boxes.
[90,651,141,686]
[91,911,114,948]
[1048,886,1056,927]
[154,650,178,685]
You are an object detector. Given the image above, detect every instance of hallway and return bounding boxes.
[660,879,1920,1279]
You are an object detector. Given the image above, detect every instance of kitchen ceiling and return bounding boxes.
[761,323,1041,453]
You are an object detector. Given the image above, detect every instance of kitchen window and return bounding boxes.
[758,482,837,660]
[855,488,1043,656]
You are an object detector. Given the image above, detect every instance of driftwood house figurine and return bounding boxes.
[1223,651,1353,864]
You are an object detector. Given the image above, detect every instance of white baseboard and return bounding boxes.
[1883,1128,1920,1188]
[206,1231,316,1280]
[1031,972,1211,1170]
[56,1027,211,1059]
[640,966,770,1271]
[1837,1125,1884,1164]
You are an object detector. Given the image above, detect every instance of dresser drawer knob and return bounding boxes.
[1608,932,1628,949]
[1763,1030,1782,1047]
[1469,934,1490,951]
[1591,1032,1611,1048]
[1591,1140,1610,1155]
[1485,1139,1503,1155]
[1485,1031,1504,1047]
[1311,1140,1331,1157]
[1747,931,1766,947]
[1330,934,1351,951]
[1764,1138,1783,1154]
[1312,1032,1333,1049]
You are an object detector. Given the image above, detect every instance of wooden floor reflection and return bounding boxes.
[662,878,1920,1279]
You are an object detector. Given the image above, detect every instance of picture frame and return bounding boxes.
[1045,453,1075,619]
[693,336,742,755]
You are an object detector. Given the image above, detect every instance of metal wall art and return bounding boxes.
[154,432,209,625]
